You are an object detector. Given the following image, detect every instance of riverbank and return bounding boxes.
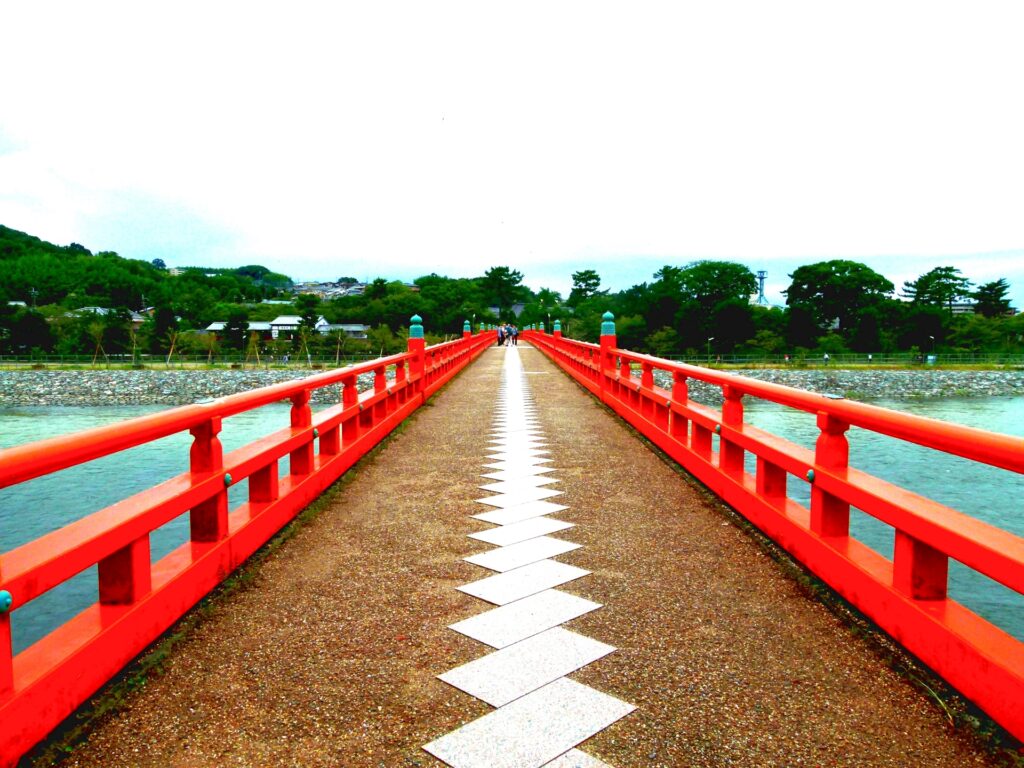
[1,367,1023,407]
[0,369,381,406]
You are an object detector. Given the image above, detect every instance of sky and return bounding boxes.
[2,1,1023,309]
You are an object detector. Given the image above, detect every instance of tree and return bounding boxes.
[973,279,1012,317]
[151,258,167,270]
[480,266,525,317]
[902,266,972,314]
[295,294,321,334]
[567,269,602,307]
[223,308,249,350]
[784,260,894,334]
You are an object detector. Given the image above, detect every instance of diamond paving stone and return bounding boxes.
[478,476,559,492]
[449,589,601,648]
[483,458,555,471]
[423,678,635,768]
[468,517,574,547]
[473,500,569,525]
[465,535,580,572]
[480,467,557,482]
[457,559,591,606]
[543,749,615,767]
[438,627,616,707]
[474,487,564,508]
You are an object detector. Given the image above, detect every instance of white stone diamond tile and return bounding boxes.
[473,500,568,525]
[458,559,591,606]
[478,477,559,493]
[487,444,552,456]
[489,439,548,449]
[438,627,615,707]
[449,589,600,648]
[423,678,634,768]
[544,749,614,767]
[491,426,543,435]
[481,467,556,482]
[484,458,554,471]
[475,487,563,508]
[465,536,580,572]
[469,516,574,546]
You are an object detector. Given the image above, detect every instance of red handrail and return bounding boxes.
[0,322,494,765]
[524,325,1024,743]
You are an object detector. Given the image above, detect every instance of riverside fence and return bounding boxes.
[0,317,492,765]
[524,315,1024,743]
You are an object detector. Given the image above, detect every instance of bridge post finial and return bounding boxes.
[408,315,426,400]
[463,319,471,339]
[598,311,617,402]
[553,319,562,339]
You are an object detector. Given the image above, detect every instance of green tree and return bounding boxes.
[295,294,321,334]
[480,266,526,317]
[567,269,603,307]
[902,266,972,314]
[973,278,1012,317]
[223,308,250,350]
[784,260,894,334]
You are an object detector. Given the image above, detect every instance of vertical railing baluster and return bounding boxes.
[894,532,949,600]
[720,385,745,477]
[641,362,654,418]
[250,460,280,504]
[810,411,850,537]
[756,457,787,506]
[374,365,387,421]
[98,537,152,605]
[342,373,359,446]
[670,371,689,443]
[0,583,12,695]
[290,389,314,475]
[189,416,228,542]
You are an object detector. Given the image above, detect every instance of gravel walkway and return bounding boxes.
[45,346,1001,767]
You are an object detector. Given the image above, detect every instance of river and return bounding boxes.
[1,397,1022,654]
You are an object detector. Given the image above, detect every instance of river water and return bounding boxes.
[1,397,1022,654]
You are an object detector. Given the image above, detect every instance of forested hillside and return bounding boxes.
[1,224,1020,359]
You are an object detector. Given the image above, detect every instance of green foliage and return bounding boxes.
[973,279,1012,318]
[902,266,972,313]
[567,269,603,307]
[784,260,894,334]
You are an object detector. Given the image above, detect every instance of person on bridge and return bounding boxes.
[510,324,519,346]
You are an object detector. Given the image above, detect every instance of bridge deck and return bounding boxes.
[51,345,997,767]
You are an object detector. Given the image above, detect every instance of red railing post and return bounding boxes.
[250,460,280,503]
[599,312,617,404]
[408,315,426,401]
[189,416,228,542]
[290,388,314,475]
[342,372,359,445]
[395,358,407,404]
[373,364,387,421]
[670,371,689,442]
[463,319,471,339]
[894,532,949,599]
[720,385,745,477]
[0,585,12,695]
[641,362,654,418]
[98,537,152,605]
[810,411,851,537]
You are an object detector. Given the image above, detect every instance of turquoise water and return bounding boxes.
[1,397,1023,655]
[0,403,298,653]
[739,396,1024,642]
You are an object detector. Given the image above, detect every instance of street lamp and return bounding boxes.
[707,336,715,364]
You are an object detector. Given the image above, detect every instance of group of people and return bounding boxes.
[496,323,519,346]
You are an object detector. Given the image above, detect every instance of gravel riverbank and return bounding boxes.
[1,367,1022,408]
[0,369,384,407]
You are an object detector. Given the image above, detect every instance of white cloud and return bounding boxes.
[1,1,1022,305]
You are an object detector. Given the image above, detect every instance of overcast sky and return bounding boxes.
[2,2,1022,308]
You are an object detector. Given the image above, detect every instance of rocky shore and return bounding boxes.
[0,369,384,407]
[0,367,1022,407]
[650,368,1024,404]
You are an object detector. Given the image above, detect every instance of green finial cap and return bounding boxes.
[463,319,470,332]
[410,314,424,339]
[224,473,233,487]
[806,469,815,483]
[0,590,12,613]
[554,319,561,331]
[601,311,616,337]
[539,322,545,332]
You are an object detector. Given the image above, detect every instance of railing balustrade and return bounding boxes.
[0,318,492,764]
[524,317,1024,743]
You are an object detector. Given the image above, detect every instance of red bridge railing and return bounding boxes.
[0,317,493,764]
[525,316,1024,743]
